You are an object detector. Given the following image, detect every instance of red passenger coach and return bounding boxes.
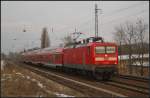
[22,48,63,67]
[49,48,63,67]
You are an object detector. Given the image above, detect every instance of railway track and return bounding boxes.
[11,61,149,97]
[117,74,149,83]
[103,81,149,95]
[110,79,148,91]
[18,62,126,97]
[109,75,149,95]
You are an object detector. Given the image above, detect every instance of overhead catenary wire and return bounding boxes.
[103,1,147,17]
[58,2,148,36]
[101,2,148,24]
[78,2,148,33]
[102,8,148,26]
[56,12,92,32]
[98,2,147,22]
[79,8,148,34]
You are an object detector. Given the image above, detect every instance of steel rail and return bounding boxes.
[117,74,149,82]
[20,63,127,97]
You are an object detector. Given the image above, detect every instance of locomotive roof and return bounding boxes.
[64,41,117,49]
[88,42,117,46]
[64,36,117,49]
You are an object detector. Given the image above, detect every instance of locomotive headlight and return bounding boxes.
[95,57,104,61]
[108,57,117,61]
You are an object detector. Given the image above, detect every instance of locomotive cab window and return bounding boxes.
[106,46,115,53]
[95,46,105,54]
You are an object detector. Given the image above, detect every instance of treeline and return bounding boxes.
[118,42,149,55]
[114,19,149,76]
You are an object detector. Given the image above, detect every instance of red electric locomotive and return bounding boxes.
[22,37,118,80]
[63,37,118,80]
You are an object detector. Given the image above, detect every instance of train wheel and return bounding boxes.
[86,71,93,79]
[93,71,103,81]
[62,67,67,73]
[102,72,111,81]
[76,69,81,75]
[81,70,86,75]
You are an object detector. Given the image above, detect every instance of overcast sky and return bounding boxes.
[1,1,149,54]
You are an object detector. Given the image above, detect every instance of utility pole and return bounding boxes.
[95,4,101,37]
[52,27,53,33]
[75,28,77,32]
[73,27,77,42]
[49,27,53,47]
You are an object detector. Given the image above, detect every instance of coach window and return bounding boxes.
[53,54,55,62]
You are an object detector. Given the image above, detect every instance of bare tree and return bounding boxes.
[59,43,64,48]
[41,27,50,48]
[114,25,125,61]
[135,19,148,76]
[114,21,138,74]
[125,22,136,74]
[114,19,148,75]
[1,52,6,60]
[62,35,74,47]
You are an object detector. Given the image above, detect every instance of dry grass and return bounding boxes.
[1,60,84,97]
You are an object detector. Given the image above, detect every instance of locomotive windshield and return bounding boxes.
[95,46,105,53]
[106,46,115,53]
[95,46,116,54]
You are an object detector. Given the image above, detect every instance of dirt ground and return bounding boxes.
[1,60,85,97]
